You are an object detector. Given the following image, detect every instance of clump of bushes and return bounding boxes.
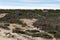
[54,32,60,38]
[26,30,39,33]
[48,31,60,38]
[4,23,10,26]
[12,28,26,34]
[46,30,60,38]
[0,24,10,30]
[22,23,27,27]
[32,33,53,39]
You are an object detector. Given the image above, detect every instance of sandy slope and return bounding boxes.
[0,18,57,40]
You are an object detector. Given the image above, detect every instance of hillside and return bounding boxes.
[0,9,60,40]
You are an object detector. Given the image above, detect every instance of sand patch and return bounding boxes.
[20,18,37,27]
[0,13,8,18]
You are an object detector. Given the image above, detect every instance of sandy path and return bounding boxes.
[0,13,8,18]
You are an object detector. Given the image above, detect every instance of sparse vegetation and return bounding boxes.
[0,9,60,39]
